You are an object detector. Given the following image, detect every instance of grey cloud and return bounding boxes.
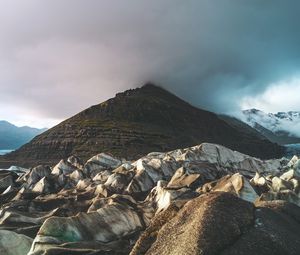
[1,0,300,126]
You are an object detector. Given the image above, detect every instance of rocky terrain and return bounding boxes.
[1,143,300,255]
[0,84,284,168]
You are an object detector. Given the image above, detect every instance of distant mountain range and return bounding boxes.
[240,109,300,145]
[0,84,283,168]
[0,121,47,150]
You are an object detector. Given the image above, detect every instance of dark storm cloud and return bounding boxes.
[1,0,300,127]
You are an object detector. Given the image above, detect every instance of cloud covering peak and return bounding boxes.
[1,0,300,127]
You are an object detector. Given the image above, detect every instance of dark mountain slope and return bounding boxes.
[219,115,268,140]
[0,84,284,167]
[253,122,300,145]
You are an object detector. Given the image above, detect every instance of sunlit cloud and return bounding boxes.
[240,78,300,112]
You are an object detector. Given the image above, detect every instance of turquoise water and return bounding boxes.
[0,150,13,155]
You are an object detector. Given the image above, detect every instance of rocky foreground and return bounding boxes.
[0,143,300,255]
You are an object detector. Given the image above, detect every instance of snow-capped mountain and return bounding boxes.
[240,109,300,144]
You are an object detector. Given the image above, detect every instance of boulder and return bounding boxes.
[132,192,300,255]
[92,170,112,183]
[67,155,84,170]
[0,170,17,192]
[94,184,111,197]
[280,169,300,181]
[52,159,78,175]
[0,230,33,255]
[250,172,272,195]
[0,186,19,205]
[32,177,52,194]
[104,172,133,193]
[271,176,293,192]
[287,155,300,170]
[29,200,145,254]
[68,169,84,183]
[131,192,254,255]
[258,190,300,206]
[125,157,179,195]
[167,162,228,189]
[76,179,92,190]
[25,165,51,188]
[200,173,259,203]
[84,153,122,177]
[251,172,268,186]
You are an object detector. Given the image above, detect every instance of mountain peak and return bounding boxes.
[115,83,169,99]
[139,82,172,93]
[243,108,262,114]
[141,82,162,89]
[0,120,15,128]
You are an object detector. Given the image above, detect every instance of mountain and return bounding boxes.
[0,84,284,168]
[241,109,300,144]
[0,121,46,150]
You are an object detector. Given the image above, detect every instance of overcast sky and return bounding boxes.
[1,0,300,128]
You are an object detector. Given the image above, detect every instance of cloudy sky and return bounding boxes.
[1,0,300,128]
